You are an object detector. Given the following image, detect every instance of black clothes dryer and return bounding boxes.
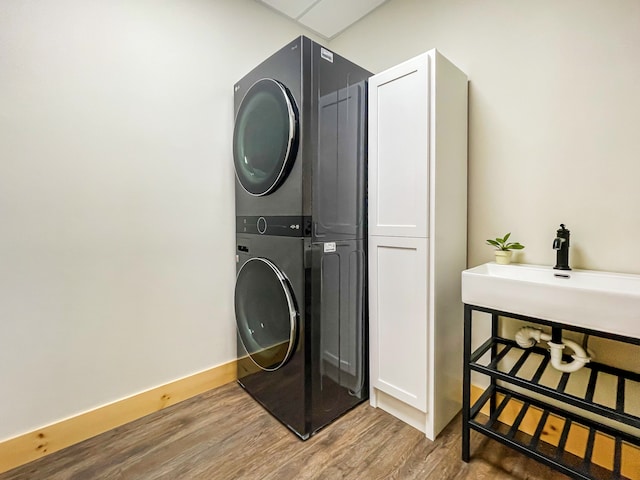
[233,37,372,440]
[233,36,371,242]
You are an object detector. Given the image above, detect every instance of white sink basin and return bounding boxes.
[462,263,640,340]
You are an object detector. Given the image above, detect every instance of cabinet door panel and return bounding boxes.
[369,236,428,411]
[368,56,429,238]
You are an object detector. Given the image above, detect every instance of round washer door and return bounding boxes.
[234,257,297,371]
[233,78,299,196]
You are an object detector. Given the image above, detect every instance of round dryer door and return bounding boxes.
[234,257,298,371]
[233,78,299,196]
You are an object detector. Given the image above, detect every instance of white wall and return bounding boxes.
[331,0,640,372]
[333,0,640,274]
[0,0,320,441]
[3,0,640,444]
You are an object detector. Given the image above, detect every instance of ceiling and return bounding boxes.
[258,0,389,39]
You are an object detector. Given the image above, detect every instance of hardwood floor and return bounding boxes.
[0,383,570,479]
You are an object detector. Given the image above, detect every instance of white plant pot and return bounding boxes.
[495,250,513,265]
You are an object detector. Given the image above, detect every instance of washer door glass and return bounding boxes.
[233,78,298,196]
[235,258,297,371]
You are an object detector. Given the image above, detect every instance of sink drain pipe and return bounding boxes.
[515,327,591,373]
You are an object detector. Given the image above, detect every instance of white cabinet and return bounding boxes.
[368,60,429,239]
[369,236,428,410]
[368,50,468,440]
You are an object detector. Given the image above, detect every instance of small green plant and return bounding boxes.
[486,233,525,251]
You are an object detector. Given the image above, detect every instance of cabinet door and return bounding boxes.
[369,235,428,411]
[368,54,430,238]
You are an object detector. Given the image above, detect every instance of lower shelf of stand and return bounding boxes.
[470,385,640,480]
[470,337,640,429]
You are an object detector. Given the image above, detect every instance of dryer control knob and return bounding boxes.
[257,217,267,234]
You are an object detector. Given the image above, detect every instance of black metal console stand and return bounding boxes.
[462,304,640,480]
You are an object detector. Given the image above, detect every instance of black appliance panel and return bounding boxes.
[312,42,369,242]
[236,215,312,237]
[314,82,367,241]
[310,238,367,430]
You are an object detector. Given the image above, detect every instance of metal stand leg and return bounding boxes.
[462,304,472,462]
[490,313,499,414]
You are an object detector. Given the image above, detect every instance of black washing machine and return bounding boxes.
[235,234,366,439]
[233,36,372,440]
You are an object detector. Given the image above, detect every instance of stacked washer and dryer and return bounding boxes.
[232,36,372,439]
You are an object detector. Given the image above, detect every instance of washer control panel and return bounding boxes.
[236,216,312,237]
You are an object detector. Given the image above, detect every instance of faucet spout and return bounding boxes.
[553,224,571,270]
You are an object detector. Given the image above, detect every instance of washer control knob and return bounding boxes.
[257,217,267,234]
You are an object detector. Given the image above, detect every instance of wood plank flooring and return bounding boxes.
[0,383,570,479]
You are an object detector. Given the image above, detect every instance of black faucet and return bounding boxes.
[553,224,571,270]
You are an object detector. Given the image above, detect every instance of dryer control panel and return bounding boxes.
[236,216,312,237]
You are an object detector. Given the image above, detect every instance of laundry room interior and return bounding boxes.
[1,0,639,479]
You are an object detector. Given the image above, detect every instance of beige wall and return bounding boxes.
[332,0,640,274]
[0,0,320,441]
[2,0,639,444]
[332,0,640,376]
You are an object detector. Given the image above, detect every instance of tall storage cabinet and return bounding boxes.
[368,50,468,440]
